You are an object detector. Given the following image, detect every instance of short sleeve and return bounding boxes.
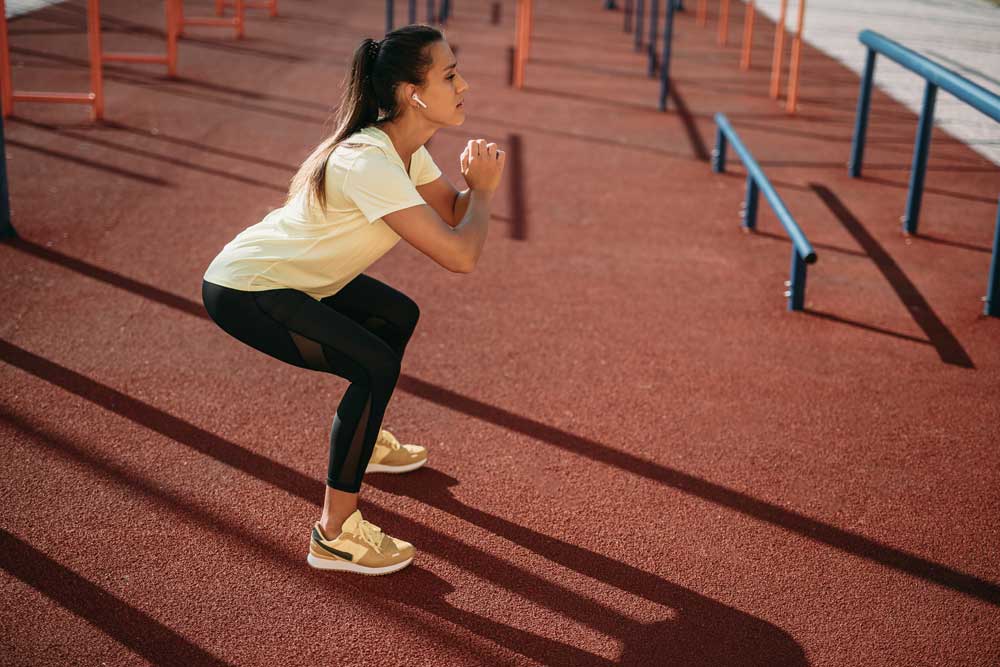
[343,149,427,223]
[413,145,443,187]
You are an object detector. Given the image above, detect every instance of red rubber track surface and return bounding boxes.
[2,1,999,665]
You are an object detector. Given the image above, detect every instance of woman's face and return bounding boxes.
[412,40,469,126]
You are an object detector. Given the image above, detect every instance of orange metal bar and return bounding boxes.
[0,0,103,119]
[769,0,788,99]
[785,0,806,112]
[179,0,244,39]
[220,0,277,17]
[0,0,12,117]
[513,0,528,89]
[697,0,707,27]
[740,1,755,70]
[717,0,730,46]
[102,1,180,77]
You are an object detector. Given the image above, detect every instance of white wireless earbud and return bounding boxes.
[411,93,428,109]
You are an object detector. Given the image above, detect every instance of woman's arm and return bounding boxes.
[451,188,472,228]
[417,176,462,227]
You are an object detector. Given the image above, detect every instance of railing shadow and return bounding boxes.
[809,183,974,367]
[3,240,996,604]
[0,527,232,666]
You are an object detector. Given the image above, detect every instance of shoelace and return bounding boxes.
[378,430,402,451]
[356,518,385,554]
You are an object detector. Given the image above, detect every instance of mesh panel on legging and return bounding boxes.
[203,276,419,493]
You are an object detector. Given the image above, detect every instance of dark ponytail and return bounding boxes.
[286,24,444,209]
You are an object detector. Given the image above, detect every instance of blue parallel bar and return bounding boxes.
[386,0,394,33]
[848,31,1000,235]
[858,30,1000,124]
[987,198,1000,318]
[408,0,416,24]
[657,0,675,111]
[712,113,818,312]
[848,48,876,178]
[427,0,435,23]
[634,0,645,52]
[903,81,938,235]
[0,115,14,240]
[647,0,659,77]
[439,0,451,23]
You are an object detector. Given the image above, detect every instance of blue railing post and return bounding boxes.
[658,0,676,111]
[986,198,1000,318]
[647,0,659,77]
[386,0,394,33]
[849,48,877,178]
[439,0,451,23]
[408,0,416,24]
[903,81,938,235]
[787,249,807,311]
[712,123,727,172]
[0,115,14,241]
[743,177,759,230]
[427,0,435,23]
[634,0,645,52]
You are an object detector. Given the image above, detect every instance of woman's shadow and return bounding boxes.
[363,469,808,666]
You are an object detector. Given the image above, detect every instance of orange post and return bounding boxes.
[513,0,530,89]
[178,0,245,39]
[103,0,180,78]
[769,0,788,99]
[0,0,104,119]
[740,0,755,70]
[219,0,277,18]
[717,0,730,46]
[697,0,707,27]
[785,0,806,112]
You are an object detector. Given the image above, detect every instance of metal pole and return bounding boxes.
[439,0,451,23]
[648,0,659,77]
[658,0,676,111]
[785,0,806,112]
[697,0,707,27]
[88,0,104,121]
[903,81,937,235]
[787,248,807,311]
[605,0,617,8]
[718,0,729,46]
[166,0,179,77]
[848,48,876,178]
[740,1,755,70]
[743,176,759,230]
[634,0,645,52]
[624,0,633,32]
[427,0,435,23]
[0,0,12,118]
[986,197,1000,317]
[408,0,416,24]
[0,114,14,239]
[712,123,727,172]
[769,0,787,99]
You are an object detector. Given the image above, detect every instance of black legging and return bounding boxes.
[201,274,419,493]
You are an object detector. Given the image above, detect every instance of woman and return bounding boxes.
[201,24,505,576]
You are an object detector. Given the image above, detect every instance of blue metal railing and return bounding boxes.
[712,113,817,312]
[848,30,1000,317]
[849,30,1000,232]
[1,114,14,240]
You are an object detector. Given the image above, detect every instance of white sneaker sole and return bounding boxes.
[307,552,413,576]
[364,458,427,474]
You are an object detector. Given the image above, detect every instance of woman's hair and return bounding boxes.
[286,24,445,209]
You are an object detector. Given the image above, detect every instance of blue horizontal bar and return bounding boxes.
[714,113,817,264]
[859,30,1000,123]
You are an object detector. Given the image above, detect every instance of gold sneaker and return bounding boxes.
[364,429,428,474]
[307,509,414,575]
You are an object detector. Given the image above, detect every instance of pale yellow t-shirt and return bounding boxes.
[203,125,442,300]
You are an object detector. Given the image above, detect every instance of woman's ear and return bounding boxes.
[402,83,417,106]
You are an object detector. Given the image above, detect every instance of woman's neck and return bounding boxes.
[377,116,436,170]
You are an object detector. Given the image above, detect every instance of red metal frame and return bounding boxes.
[785,0,806,112]
[0,0,104,120]
[103,0,180,77]
[740,0,755,70]
[717,0,730,46]
[769,0,788,99]
[218,0,276,18]
[697,0,707,27]
[513,0,532,89]
[178,0,245,39]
